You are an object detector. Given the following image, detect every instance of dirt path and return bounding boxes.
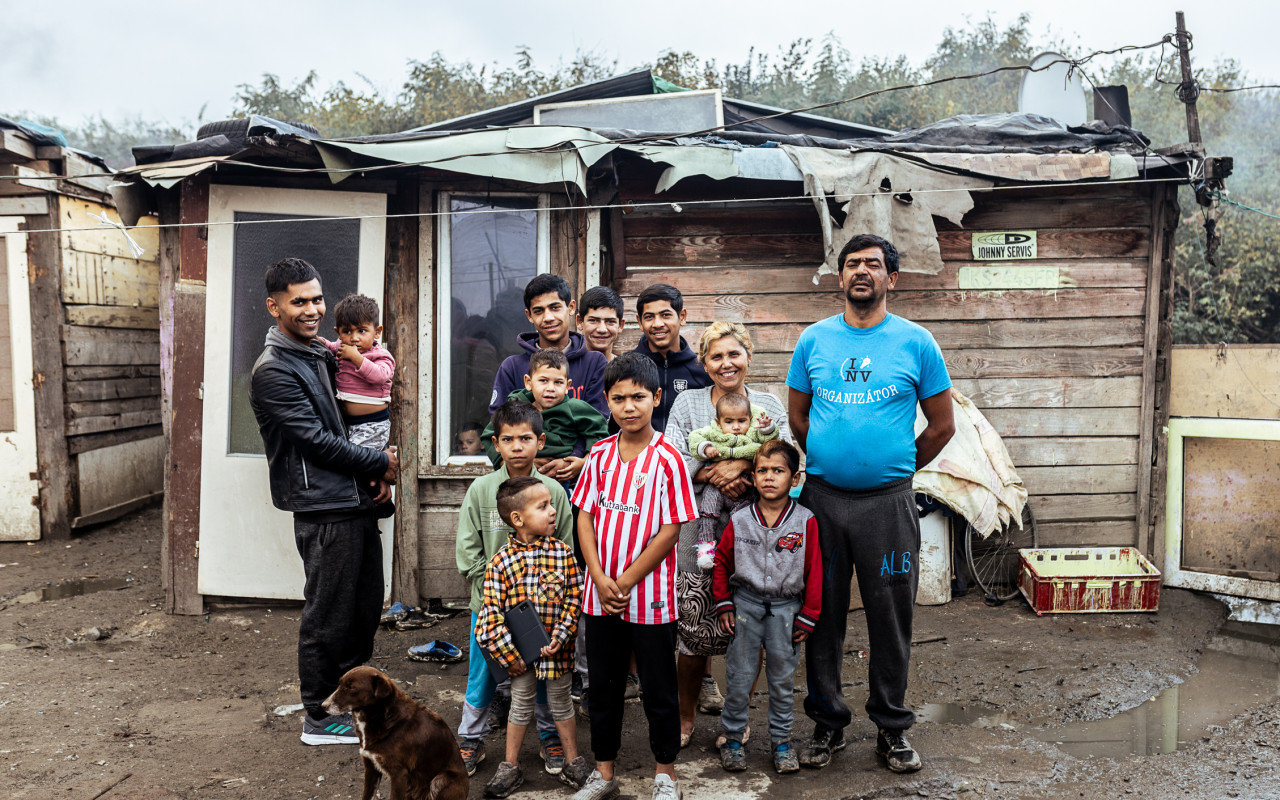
[2,508,1276,799]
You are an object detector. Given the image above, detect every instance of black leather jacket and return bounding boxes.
[249,339,389,513]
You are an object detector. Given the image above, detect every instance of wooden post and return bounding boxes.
[1136,185,1175,556]
[160,176,208,615]
[25,201,73,540]
[385,180,420,604]
[1148,185,1180,567]
[1175,12,1203,145]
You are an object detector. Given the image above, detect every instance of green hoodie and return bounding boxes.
[481,388,609,467]
[454,464,574,614]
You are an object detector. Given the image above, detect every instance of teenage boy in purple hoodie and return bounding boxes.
[489,274,610,421]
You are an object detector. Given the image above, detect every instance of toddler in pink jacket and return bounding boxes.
[318,294,396,449]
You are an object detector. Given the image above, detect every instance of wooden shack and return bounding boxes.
[119,86,1204,613]
[608,168,1177,556]
[0,124,164,541]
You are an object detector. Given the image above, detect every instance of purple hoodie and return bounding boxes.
[488,331,609,416]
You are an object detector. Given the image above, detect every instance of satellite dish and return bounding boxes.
[1018,51,1087,126]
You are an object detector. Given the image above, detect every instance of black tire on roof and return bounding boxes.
[195,118,320,140]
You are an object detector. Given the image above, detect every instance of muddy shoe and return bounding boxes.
[484,761,523,798]
[571,671,584,702]
[560,755,592,788]
[876,728,922,773]
[798,726,845,768]
[624,673,641,700]
[652,773,683,800]
[572,770,619,800]
[697,675,725,713]
[406,639,461,662]
[379,601,413,625]
[300,712,358,745]
[540,735,567,774]
[577,688,590,719]
[459,738,486,777]
[719,737,747,772]
[773,740,800,774]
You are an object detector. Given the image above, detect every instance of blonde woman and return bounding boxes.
[663,321,793,746]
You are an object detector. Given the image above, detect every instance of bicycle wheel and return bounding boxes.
[965,502,1038,601]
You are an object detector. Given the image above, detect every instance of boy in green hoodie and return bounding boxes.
[483,348,609,488]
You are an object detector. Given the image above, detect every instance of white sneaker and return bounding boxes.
[572,770,619,800]
[652,773,682,800]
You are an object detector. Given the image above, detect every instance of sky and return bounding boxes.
[2,0,1277,129]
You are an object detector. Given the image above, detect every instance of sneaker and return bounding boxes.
[571,770,619,800]
[540,735,567,775]
[652,773,683,800]
[560,755,592,788]
[773,741,800,774]
[300,712,358,745]
[484,761,523,798]
[491,692,511,729]
[577,688,590,719]
[798,726,846,768]
[697,675,724,714]
[459,738,486,777]
[624,673,641,700]
[876,728,923,773]
[719,737,747,772]
[571,672,584,702]
[714,725,750,748]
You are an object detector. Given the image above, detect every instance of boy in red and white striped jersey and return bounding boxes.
[570,353,696,800]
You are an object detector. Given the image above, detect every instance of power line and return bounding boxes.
[1210,191,1280,221]
[9,175,1188,238]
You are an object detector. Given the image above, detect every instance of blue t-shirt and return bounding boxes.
[786,313,951,490]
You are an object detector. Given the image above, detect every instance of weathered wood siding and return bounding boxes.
[0,234,13,431]
[613,181,1165,549]
[57,196,163,524]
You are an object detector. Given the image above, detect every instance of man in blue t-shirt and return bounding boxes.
[787,233,955,775]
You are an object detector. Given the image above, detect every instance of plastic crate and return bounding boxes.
[1018,547,1160,615]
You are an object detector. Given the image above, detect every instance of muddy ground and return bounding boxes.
[2,507,1277,800]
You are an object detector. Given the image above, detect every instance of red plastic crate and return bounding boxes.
[1018,547,1160,615]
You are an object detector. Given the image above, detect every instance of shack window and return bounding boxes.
[436,193,548,465]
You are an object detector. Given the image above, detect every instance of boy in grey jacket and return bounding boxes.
[713,440,822,774]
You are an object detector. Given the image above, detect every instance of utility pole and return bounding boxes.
[1175,11,1202,145]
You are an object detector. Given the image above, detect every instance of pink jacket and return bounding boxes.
[320,340,395,402]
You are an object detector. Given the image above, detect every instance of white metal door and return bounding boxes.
[0,220,41,540]
[197,186,390,599]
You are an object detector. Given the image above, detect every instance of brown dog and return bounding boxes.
[323,665,469,800]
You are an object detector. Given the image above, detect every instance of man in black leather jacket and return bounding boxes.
[249,257,400,746]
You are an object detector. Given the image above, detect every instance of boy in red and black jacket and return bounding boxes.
[713,439,822,775]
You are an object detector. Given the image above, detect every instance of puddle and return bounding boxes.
[919,621,1280,758]
[5,577,131,605]
[916,701,1018,728]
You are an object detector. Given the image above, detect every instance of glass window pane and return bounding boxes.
[229,212,361,456]
[447,196,537,455]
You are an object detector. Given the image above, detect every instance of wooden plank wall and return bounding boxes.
[0,234,12,430]
[613,181,1158,549]
[57,196,162,457]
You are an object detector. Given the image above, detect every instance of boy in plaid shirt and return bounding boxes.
[477,476,590,796]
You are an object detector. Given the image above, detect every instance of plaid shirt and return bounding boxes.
[476,534,583,680]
